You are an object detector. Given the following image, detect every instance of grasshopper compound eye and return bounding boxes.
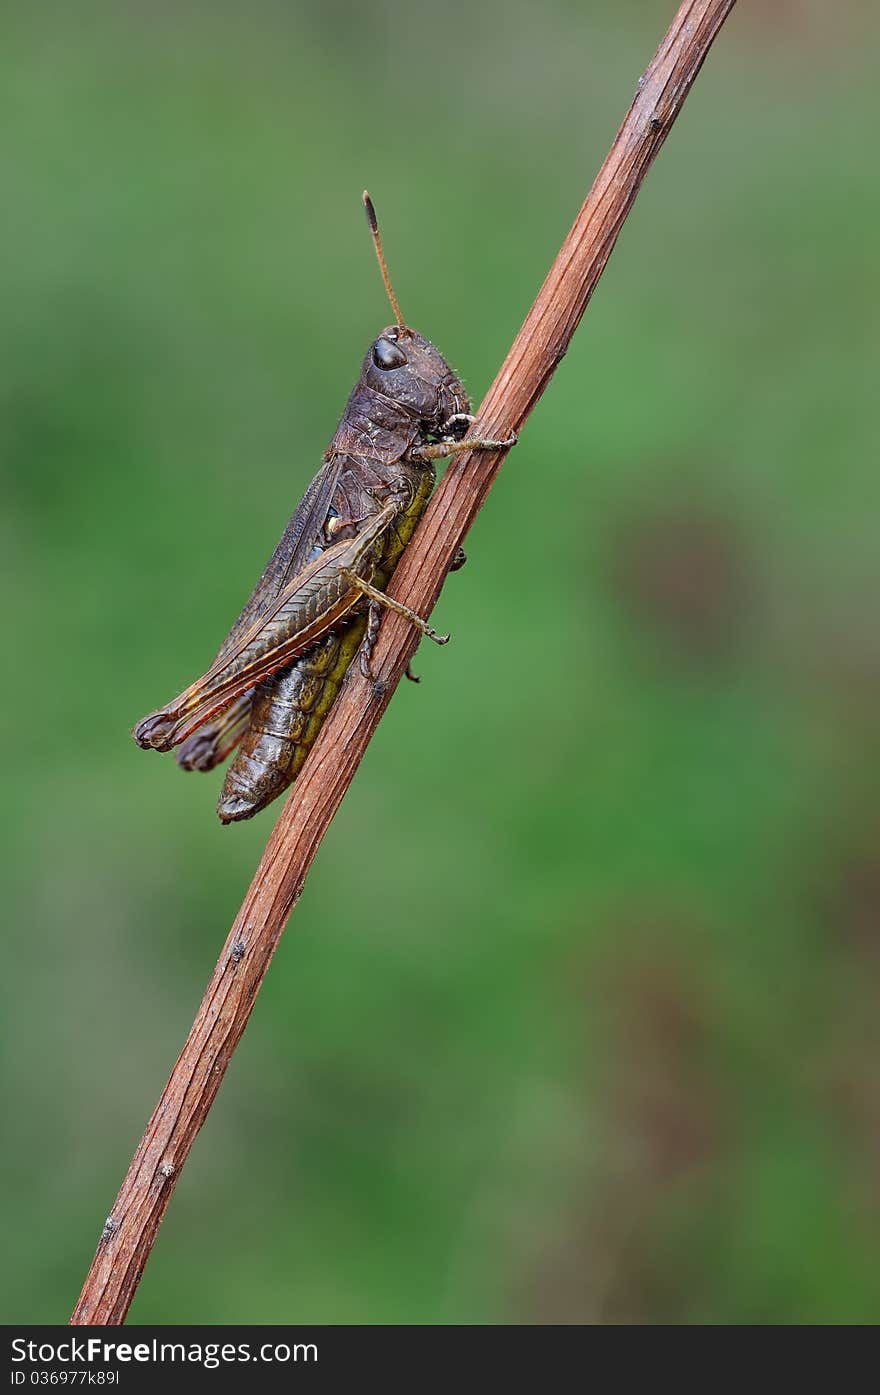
[372,336,408,370]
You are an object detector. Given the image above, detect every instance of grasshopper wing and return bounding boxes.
[134,501,397,753]
[142,454,345,765]
[215,454,345,659]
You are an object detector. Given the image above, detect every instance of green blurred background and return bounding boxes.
[2,0,879,1324]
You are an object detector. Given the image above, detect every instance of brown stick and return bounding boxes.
[71,0,737,1325]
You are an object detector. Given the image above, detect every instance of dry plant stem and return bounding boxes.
[71,0,737,1325]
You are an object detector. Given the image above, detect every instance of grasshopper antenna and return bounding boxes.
[362,190,406,331]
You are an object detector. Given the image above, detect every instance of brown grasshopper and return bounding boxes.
[134,193,514,822]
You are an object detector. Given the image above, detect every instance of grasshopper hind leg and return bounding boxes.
[359,601,383,683]
[176,693,253,772]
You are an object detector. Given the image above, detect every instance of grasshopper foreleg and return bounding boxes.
[414,429,517,463]
[439,411,476,440]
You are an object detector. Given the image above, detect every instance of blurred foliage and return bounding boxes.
[2,0,879,1324]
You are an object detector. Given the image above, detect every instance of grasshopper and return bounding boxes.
[134,194,515,822]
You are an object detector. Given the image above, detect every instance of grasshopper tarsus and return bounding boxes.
[449,547,467,573]
[405,663,421,684]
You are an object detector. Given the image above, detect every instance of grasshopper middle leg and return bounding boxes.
[341,569,449,683]
[358,607,428,685]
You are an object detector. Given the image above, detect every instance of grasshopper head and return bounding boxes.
[363,326,470,433]
[360,194,469,433]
